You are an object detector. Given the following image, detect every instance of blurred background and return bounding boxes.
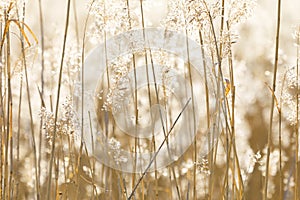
[2,0,300,199]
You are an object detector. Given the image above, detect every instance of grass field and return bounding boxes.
[0,0,299,199]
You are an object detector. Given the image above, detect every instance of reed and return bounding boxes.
[0,0,298,199]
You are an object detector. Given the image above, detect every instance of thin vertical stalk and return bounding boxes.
[54,152,60,200]
[199,30,212,199]
[227,28,235,200]
[132,51,138,185]
[264,0,281,199]
[226,21,245,199]
[133,0,139,191]
[77,0,96,199]
[37,0,45,189]
[294,25,299,200]
[38,0,45,96]
[16,63,23,199]
[218,0,230,198]
[72,0,80,46]
[88,111,96,199]
[0,20,4,200]
[278,72,286,200]
[183,29,197,200]
[125,0,137,194]
[219,0,225,63]
[47,0,72,199]
[181,4,198,199]
[4,9,12,200]
[8,32,13,200]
